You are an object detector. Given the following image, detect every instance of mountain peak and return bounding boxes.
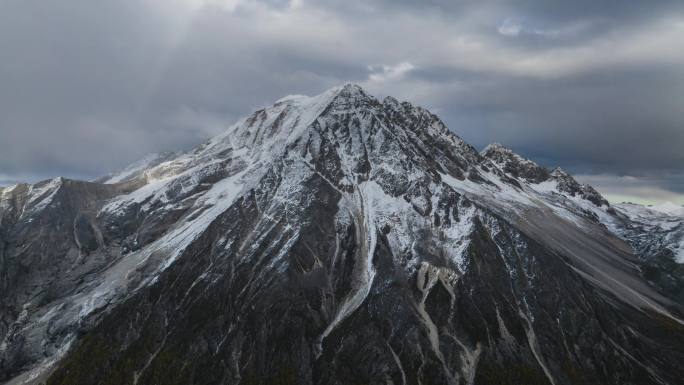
[547,166,609,207]
[480,142,508,155]
[482,142,550,183]
[4,85,684,385]
[337,82,366,94]
[550,166,569,177]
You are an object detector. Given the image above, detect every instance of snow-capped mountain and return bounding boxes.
[650,202,684,218]
[1,84,683,385]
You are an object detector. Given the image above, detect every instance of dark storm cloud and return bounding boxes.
[419,67,684,172]
[0,0,682,203]
[345,0,684,23]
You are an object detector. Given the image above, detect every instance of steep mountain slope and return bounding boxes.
[1,84,683,385]
[480,144,684,305]
[606,203,684,303]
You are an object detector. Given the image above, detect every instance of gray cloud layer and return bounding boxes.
[1,0,683,203]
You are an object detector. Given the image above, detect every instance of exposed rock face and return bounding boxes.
[480,145,608,208]
[481,143,550,183]
[1,84,683,385]
[606,203,684,304]
[548,168,609,208]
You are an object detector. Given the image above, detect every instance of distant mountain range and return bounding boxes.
[648,202,684,217]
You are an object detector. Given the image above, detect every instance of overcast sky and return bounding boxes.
[1,0,683,204]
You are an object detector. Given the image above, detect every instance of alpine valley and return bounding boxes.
[1,84,683,385]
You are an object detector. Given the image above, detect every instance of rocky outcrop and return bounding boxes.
[481,143,550,183]
[549,168,609,207]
